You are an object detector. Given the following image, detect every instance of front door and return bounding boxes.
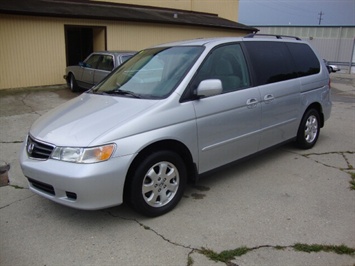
[190,44,262,173]
[80,54,102,89]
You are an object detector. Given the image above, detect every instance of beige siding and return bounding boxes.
[0,15,67,89]
[0,14,245,90]
[107,0,191,10]
[107,21,244,50]
[192,0,238,22]
[93,0,239,21]
[93,27,106,51]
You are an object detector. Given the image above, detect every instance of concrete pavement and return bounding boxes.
[0,74,354,265]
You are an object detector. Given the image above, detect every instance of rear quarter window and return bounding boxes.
[244,41,321,86]
[286,43,320,77]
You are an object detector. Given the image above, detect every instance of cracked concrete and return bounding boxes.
[306,151,354,170]
[0,74,354,265]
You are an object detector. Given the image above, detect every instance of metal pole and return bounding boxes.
[335,27,342,62]
[349,37,355,74]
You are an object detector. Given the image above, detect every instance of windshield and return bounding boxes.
[93,46,204,99]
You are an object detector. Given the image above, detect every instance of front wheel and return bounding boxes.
[128,151,187,217]
[296,109,320,149]
[69,74,79,92]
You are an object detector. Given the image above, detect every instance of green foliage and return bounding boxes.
[187,255,194,266]
[199,243,355,264]
[275,245,286,250]
[349,172,355,190]
[200,246,249,263]
[293,243,355,255]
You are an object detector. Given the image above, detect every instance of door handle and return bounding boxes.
[263,94,274,103]
[246,98,258,108]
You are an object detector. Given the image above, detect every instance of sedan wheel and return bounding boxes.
[69,74,79,92]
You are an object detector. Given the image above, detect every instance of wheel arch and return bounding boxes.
[66,72,73,83]
[123,139,197,201]
[304,102,324,128]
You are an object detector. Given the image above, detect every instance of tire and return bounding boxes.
[69,74,79,92]
[128,151,187,217]
[296,109,320,149]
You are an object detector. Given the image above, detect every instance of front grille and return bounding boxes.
[28,178,55,195]
[26,135,54,160]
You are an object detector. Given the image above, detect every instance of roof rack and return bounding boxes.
[244,33,301,41]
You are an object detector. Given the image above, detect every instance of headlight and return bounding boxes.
[51,144,116,163]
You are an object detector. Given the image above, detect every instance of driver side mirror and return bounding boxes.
[195,79,223,98]
[79,62,89,68]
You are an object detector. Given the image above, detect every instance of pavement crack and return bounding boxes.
[105,210,204,266]
[301,151,355,189]
[302,151,355,170]
[199,243,355,265]
[20,93,42,115]
[105,210,198,250]
[0,192,34,210]
[79,210,355,265]
[0,141,23,144]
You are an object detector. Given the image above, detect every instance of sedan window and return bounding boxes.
[121,55,133,63]
[97,55,114,71]
[85,54,101,69]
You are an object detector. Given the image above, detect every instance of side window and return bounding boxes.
[85,54,101,69]
[244,42,296,85]
[121,55,133,63]
[97,55,114,71]
[287,43,320,77]
[192,43,250,93]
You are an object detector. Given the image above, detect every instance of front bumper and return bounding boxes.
[20,145,133,210]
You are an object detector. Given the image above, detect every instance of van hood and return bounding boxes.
[30,93,158,147]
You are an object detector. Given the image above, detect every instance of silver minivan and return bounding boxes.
[20,35,332,217]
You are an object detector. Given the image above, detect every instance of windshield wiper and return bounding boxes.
[102,89,142,98]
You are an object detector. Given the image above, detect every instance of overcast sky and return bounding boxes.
[238,0,355,26]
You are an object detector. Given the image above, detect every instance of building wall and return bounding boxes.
[93,0,239,21]
[0,15,67,89]
[0,14,245,90]
[107,21,242,49]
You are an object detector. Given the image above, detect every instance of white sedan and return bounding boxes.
[64,51,135,92]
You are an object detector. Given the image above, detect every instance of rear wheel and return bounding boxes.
[296,109,320,149]
[128,151,187,217]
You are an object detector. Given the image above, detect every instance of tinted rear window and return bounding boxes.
[244,41,320,86]
[286,43,320,77]
[244,42,296,85]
